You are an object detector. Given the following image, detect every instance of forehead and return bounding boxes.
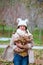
[19,25,26,27]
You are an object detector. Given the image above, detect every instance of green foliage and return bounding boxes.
[0,25,16,37]
[0,41,10,45]
[32,28,43,45]
[0,48,4,55]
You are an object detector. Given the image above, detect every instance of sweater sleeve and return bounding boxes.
[27,29,34,48]
[27,35,34,49]
[10,34,17,50]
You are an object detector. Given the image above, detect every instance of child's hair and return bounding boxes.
[17,26,27,30]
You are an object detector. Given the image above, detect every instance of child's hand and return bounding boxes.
[16,42,24,49]
[14,47,25,53]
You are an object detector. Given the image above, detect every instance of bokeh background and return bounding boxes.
[0,0,43,65]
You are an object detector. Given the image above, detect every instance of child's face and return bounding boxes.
[19,25,26,31]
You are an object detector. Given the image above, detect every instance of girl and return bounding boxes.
[10,18,33,65]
